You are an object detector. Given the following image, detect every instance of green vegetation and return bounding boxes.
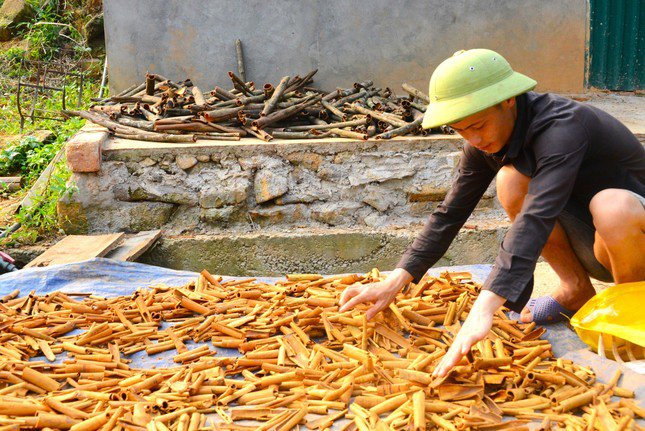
[0,0,104,246]
[5,148,76,245]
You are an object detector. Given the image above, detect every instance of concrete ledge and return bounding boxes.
[584,94,645,139]
[66,130,109,173]
[102,134,463,162]
[139,224,509,276]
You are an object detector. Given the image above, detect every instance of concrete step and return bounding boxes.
[139,214,511,276]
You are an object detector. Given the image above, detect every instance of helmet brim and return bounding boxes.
[421,72,537,129]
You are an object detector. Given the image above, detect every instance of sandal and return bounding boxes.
[508,296,575,324]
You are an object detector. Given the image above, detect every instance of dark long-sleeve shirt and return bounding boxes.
[397,92,645,312]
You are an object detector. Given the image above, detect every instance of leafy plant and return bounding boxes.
[0,86,91,245]
[17,1,79,61]
[0,136,44,176]
[3,158,76,245]
[0,1,103,245]
[0,46,27,78]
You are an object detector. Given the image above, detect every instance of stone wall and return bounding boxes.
[60,134,503,236]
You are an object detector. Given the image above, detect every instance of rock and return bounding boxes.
[199,177,249,208]
[477,197,496,209]
[333,151,354,164]
[3,244,48,267]
[348,157,416,186]
[275,188,330,205]
[316,163,350,184]
[200,206,238,224]
[408,153,457,187]
[483,181,497,199]
[128,202,176,231]
[284,152,323,171]
[196,155,211,163]
[0,0,34,41]
[176,155,198,170]
[185,163,247,188]
[115,184,197,206]
[112,185,141,201]
[275,167,332,205]
[254,169,289,204]
[362,185,401,212]
[409,201,435,217]
[75,201,175,233]
[311,202,363,226]
[239,155,284,171]
[406,184,450,202]
[363,212,388,228]
[249,204,308,227]
[161,206,200,234]
[446,151,462,168]
[67,163,130,207]
[160,154,175,166]
[113,165,198,206]
[127,162,147,174]
[140,157,157,167]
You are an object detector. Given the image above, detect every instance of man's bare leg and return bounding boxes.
[590,189,645,283]
[496,166,596,322]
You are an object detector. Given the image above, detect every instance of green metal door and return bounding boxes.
[588,0,644,91]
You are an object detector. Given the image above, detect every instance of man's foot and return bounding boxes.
[512,296,576,324]
[515,276,596,323]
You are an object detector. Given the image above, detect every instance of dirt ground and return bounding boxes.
[0,194,20,224]
[533,261,612,298]
[582,91,645,135]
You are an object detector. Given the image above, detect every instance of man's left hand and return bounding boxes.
[432,290,506,378]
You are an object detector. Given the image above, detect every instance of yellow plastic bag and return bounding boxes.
[570,281,645,360]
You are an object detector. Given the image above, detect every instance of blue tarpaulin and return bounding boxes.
[1,257,640,428]
[0,257,198,295]
[0,258,494,297]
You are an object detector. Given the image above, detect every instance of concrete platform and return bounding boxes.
[583,92,645,138]
[533,261,612,298]
[138,222,510,275]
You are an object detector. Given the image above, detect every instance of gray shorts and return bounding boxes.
[558,191,645,283]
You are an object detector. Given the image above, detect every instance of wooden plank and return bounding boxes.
[26,233,125,268]
[104,230,162,262]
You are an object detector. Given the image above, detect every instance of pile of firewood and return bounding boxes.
[0,270,640,430]
[64,71,454,143]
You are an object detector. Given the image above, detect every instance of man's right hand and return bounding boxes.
[338,268,413,320]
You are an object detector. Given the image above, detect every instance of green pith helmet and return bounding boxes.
[422,49,537,129]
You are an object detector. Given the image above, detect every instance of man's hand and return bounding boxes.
[339,268,413,320]
[432,290,506,378]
